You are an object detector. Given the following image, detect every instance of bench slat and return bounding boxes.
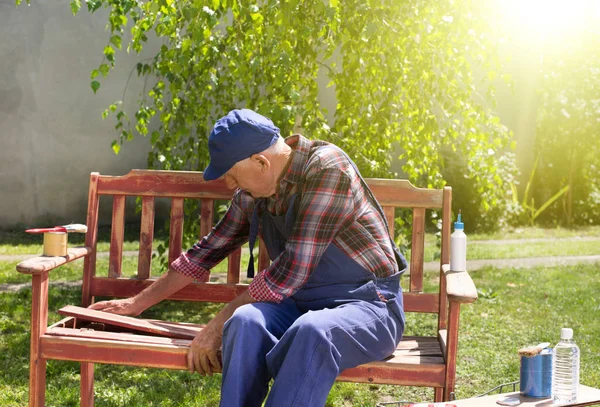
[168,198,185,266]
[57,306,200,339]
[138,196,155,279]
[383,206,395,237]
[97,170,444,207]
[227,248,241,284]
[410,207,426,292]
[89,277,439,312]
[200,199,213,239]
[108,195,126,278]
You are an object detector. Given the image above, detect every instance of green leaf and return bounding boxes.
[110,35,122,49]
[99,63,110,77]
[69,0,81,15]
[111,140,121,155]
[91,80,100,94]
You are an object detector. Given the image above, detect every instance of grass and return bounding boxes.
[2,260,600,405]
[1,227,599,405]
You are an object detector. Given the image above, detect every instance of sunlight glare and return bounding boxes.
[497,0,600,42]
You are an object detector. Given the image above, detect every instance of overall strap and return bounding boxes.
[247,200,264,278]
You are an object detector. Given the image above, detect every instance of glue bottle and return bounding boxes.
[450,211,467,272]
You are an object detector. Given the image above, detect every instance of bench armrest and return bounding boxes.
[16,246,92,275]
[442,263,478,304]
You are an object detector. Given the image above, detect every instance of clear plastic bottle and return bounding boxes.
[552,328,580,405]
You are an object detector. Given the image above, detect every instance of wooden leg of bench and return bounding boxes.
[29,273,49,407]
[29,357,46,407]
[81,362,94,407]
[444,301,461,401]
[434,387,443,402]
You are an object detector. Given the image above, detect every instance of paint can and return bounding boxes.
[43,232,68,256]
[520,348,552,398]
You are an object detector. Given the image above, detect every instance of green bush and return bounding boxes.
[533,28,600,226]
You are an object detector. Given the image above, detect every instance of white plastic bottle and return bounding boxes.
[552,328,580,405]
[450,211,467,272]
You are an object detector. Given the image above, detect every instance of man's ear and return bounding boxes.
[251,154,271,173]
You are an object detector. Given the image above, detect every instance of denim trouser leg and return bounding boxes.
[219,299,302,407]
[264,300,403,407]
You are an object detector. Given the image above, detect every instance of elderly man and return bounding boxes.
[91,109,407,407]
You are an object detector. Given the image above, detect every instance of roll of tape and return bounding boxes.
[43,232,68,256]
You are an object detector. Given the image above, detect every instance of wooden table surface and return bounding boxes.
[450,385,600,407]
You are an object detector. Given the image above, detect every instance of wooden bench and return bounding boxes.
[16,169,478,407]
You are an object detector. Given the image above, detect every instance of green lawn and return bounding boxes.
[1,259,599,406]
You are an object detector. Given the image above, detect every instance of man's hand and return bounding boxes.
[88,298,142,316]
[187,324,223,376]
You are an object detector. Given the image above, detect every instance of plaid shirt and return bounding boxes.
[171,135,399,302]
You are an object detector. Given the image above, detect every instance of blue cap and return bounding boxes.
[203,109,280,181]
[454,212,464,230]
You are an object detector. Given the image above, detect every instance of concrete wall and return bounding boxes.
[0,0,156,228]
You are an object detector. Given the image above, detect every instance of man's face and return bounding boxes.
[223,158,276,198]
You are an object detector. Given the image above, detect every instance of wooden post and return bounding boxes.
[80,362,94,407]
[438,186,452,331]
[29,272,49,407]
[82,172,100,308]
[444,301,461,401]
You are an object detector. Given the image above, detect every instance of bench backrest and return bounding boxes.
[81,170,452,331]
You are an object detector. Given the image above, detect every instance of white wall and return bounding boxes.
[0,0,157,228]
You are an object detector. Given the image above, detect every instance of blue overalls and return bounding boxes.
[220,166,406,407]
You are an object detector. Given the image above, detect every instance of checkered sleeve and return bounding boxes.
[247,166,355,302]
[170,189,252,280]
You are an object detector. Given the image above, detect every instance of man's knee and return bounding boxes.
[289,312,333,342]
[223,303,266,336]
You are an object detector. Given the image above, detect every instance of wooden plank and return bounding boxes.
[97,170,234,199]
[48,316,76,330]
[29,273,49,407]
[444,264,478,304]
[410,207,426,292]
[365,179,444,208]
[450,385,600,407]
[403,293,440,313]
[57,306,201,339]
[89,277,439,311]
[82,172,100,308]
[438,329,448,361]
[137,196,155,279]
[47,327,195,347]
[90,277,248,303]
[16,247,91,275]
[108,195,126,278]
[98,171,443,207]
[227,248,241,284]
[40,335,190,370]
[258,239,270,272]
[337,362,445,387]
[383,206,395,237]
[438,186,452,331]
[168,198,185,266]
[200,199,214,239]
